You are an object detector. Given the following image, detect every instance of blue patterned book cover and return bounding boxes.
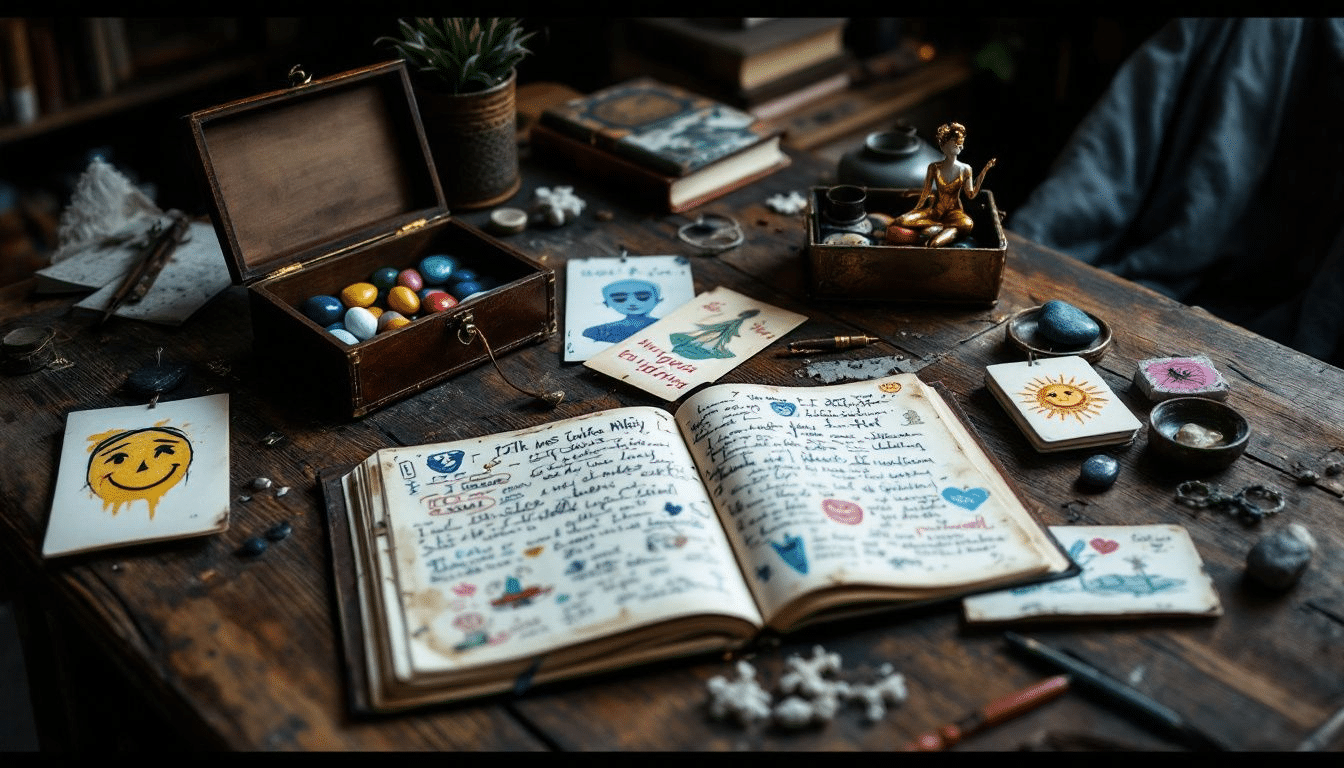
[539,77,780,177]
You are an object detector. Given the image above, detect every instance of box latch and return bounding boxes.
[448,311,563,407]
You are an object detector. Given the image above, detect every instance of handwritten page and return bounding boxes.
[375,407,762,677]
[564,255,696,362]
[584,286,806,401]
[675,374,1068,627]
[962,524,1222,622]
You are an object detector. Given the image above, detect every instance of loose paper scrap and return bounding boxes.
[962,524,1222,622]
[43,393,231,558]
[564,254,695,362]
[584,286,806,400]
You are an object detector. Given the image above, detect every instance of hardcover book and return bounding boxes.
[619,18,849,91]
[325,373,1074,711]
[533,78,790,212]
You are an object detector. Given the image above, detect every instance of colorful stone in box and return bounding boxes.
[1133,355,1230,402]
[419,254,457,285]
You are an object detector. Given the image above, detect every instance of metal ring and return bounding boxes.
[1175,480,1217,508]
[288,65,312,87]
[1234,484,1285,519]
[677,214,744,254]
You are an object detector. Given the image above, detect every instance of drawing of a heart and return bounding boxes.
[770,401,796,417]
[1090,538,1119,554]
[822,498,863,525]
[665,503,682,516]
[452,583,476,596]
[942,487,989,510]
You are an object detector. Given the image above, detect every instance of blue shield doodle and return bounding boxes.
[427,449,465,474]
[770,401,796,417]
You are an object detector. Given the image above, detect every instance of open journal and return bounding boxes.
[327,374,1073,712]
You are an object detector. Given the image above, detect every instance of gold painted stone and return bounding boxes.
[340,282,379,308]
[386,285,421,316]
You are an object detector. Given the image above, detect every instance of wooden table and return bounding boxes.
[2,145,1342,752]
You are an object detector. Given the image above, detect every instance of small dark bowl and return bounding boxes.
[1147,397,1250,474]
[1006,305,1113,362]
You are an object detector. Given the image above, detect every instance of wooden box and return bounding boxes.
[186,61,555,418]
[804,186,1006,305]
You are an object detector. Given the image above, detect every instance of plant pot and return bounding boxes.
[413,70,521,210]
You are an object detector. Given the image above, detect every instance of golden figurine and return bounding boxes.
[891,122,996,248]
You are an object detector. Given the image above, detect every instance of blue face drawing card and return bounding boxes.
[564,255,695,362]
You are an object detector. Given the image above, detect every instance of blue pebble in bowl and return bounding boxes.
[419,254,457,285]
[302,295,344,326]
[1037,300,1101,347]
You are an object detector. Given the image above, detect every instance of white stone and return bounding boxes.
[766,190,808,215]
[344,306,378,341]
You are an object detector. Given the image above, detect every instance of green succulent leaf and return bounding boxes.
[376,17,534,94]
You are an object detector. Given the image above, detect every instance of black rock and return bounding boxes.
[265,521,292,542]
[1246,524,1315,589]
[1037,300,1101,347]
[1079,454,1120,490]
[238,536,268,557]
[127,363,188,397]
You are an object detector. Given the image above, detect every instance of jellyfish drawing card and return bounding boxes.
[962,524,1222,622]
[563,255,696,362]
[42,393,230,557]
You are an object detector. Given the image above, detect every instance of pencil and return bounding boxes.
[904,674,1071,751]
[1003,632,1227,751]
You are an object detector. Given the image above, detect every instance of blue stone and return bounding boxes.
[265,521,292,542]
[238,537,267,557]
[1079,454,1120,490]
[324,322,346,333]
[1037,300,1100,347]
[329,328,359,345]
[370,266,399,291]
[419,254,457,285]
[301,295,343,326]
[453,280,484,298]
[451,267,479,284]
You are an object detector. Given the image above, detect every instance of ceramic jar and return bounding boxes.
[837,125,943,189]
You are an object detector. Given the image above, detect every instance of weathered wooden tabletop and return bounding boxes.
[1,146,1341,751]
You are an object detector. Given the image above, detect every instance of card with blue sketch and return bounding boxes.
[564,254,696,362]
[583,286,807,400]
[42,393,231,558]
[962,524,1222,623]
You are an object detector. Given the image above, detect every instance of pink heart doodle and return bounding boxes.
[452,583,476,596]
[1089,538,1119,554]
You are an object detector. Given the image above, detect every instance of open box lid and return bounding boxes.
[186,60,446,285]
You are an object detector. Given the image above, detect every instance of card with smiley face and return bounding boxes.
[985,356,1142,452]
[43,393,230,557]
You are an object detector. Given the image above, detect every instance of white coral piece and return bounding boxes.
[531,185,586,226]
[843,663,908,722]
[777,645,844,699]
[706,659,773,726]
[766,190,808,215]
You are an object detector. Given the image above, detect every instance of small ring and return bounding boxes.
[677,214,744,254]
[1175,480,1216,508]
[1234,484,1285,518]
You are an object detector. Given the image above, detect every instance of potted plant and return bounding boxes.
[378,18,535,210]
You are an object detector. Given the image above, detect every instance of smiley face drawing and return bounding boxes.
[85,425,193,517]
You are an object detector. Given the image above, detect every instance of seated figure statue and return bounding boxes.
[892,122,996,248]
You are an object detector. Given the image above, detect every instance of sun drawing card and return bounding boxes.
[984,355,1142,452]
[42,393,230,557]
[962,524,1223,622]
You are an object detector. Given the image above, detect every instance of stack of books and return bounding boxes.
[610,18,853,122]
[529,77,791,213]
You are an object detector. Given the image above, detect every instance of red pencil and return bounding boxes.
[905,674,1071,751]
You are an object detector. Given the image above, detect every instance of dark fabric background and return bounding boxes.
[1008,18,1344,368]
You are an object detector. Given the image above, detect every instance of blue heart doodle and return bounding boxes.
[565,560,584,574]
[427,449,465,474]
[942,487,989,510]
[770,401,796,417]
[664,502,682,516]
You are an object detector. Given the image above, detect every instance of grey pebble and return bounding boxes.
[1246,524,1316,590]
[126,363,188,396]
[265,521,292,542]
[1079,454,1120,490]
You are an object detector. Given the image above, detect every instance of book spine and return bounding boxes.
[529,123,675,211]
[3,18,39,124]
[83,17,116,97]
[622,19,743,87]
[26,18,64,116]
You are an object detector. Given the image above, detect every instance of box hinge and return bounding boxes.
[396,218,429,237]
